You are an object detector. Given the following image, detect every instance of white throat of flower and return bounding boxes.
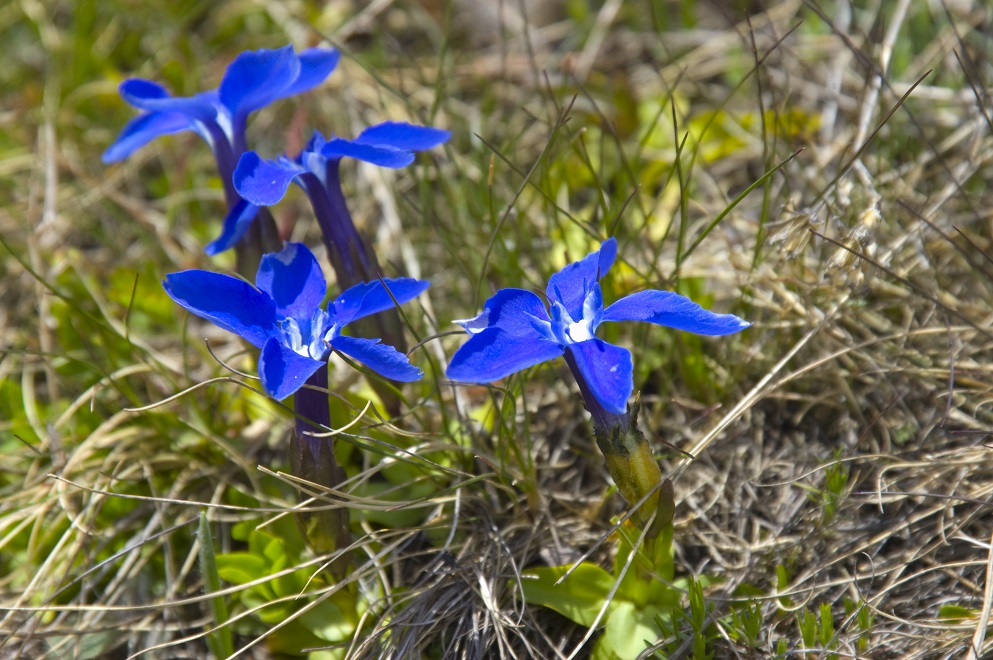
[279,308,333,360]
[213,107,234,146]
[301,149,328,187]
[549,286,601,345]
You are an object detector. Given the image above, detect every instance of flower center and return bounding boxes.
[548,287,601,345]
[279,309,333,360]
[567,317,594,342]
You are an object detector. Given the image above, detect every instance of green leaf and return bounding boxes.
[775,564,792,607]
[262,535,287,565]
[798,607,817,648]
[818,602,835,647]
[198,512,234,659]
[239,585,288,624]
[215,552,267,585]
[264,617,335,655]
[938,604,976,622]
[45,633,121,660]
[521,563,618,628]
[593,601,665,660]
[298,595,360,643]
[272,566,308,599]
[614,525,679,608]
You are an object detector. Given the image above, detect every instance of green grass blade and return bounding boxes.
[198,511,234,660]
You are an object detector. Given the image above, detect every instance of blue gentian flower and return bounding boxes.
[163,242,428,400]
[446,238,749,429]
[103,46,340,255]
[225,124,450,281]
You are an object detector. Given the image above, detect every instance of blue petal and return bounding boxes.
[219,46,299,121]
[566,339,632,415]
[320,138,414,168]
[446,327,564,383]
[453,309,489,335]
[330,278,430,326]
[282,48,340,97]
[353,121,450,151]
[102,111,192,163]
[256,243,327,320]
[546,237,618,319]
[163,270,276,348]
[303,130,327,153]
[259,336,325,400]
[119,79,219,122]
[205,198,260,256]
[234,151,306,206]
[602,290,750,336]
[454,289,550,337]
[330,335,422,382]
[118,78,171,104]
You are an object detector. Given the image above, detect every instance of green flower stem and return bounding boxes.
[592,397,674,541]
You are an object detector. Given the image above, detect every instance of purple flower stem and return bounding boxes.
[234,206,282,281]
[205,126,241,207]
[293,365,332,461]
[301,162,375,288]
[302,162,408,414]
[289,364,352,575]
[204,124,281,278]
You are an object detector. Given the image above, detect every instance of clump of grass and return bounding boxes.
[4,1,993,658]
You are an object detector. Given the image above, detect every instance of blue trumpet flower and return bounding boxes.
[446,238,749,429]
[227,124,450,282]
[163,242,428,400]
[103,46,340,255]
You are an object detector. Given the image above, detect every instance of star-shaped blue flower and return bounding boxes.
[163,242,428,400]
[216,124,449,273]
[446,238,749,425]
[103,46,339,254]
[103,45,339,166]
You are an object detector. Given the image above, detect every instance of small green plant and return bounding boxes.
[797,606,817,652]
[685,575,710,659]
[726,587,764,648]
[818,602,837,658]
[519,503,729,660]
[520,524,680,659]
[775,564,793,608]
[844,597,875,654]
[215,516,370,658]
[820,449,850,525]
[796,603,838,660]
